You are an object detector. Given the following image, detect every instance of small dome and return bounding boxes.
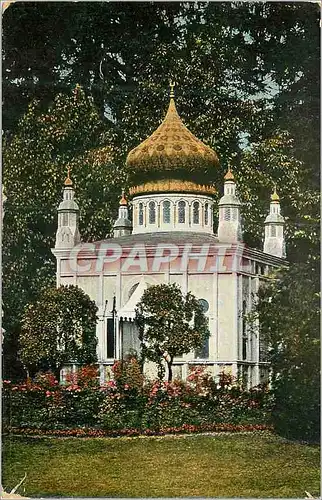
[126,96,219,185]
[64,167,73,186]
[271,188,280,202]
[224,167,235,181]
[119,191,127,206]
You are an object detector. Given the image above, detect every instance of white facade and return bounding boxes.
[52,184,285,388]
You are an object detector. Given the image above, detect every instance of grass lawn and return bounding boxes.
[2,431,320,498]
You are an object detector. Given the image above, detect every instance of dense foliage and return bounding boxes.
[136,284,209,381]
[3,363,272,434]
[2,3,320,444]
[253,258,320,443]
[2,88,124,379]
[19,285,98,379]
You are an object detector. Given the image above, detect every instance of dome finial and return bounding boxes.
[64,167,73,186]
[224,166,235,181]
[271,184,280,202]
[120,189,127,206]
[169,81,176,99]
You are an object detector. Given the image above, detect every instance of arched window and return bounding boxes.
[224,207,231,221]
[271,225,276,237]
[139,203,144,225]
[163,201,171,223]
[204,203,209,225]
[178,201,186,223]
[149,201,156,224]
[193,201,200,224]
[198,298,209,313]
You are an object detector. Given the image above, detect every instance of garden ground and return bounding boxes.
[2,431,320,498]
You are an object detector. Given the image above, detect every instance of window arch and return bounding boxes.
[149,201,156,224]
[178,200,186,223]
[138,203,144,225]
[193,201,200,224]
[204,203,209,225]
[163,200,171,223]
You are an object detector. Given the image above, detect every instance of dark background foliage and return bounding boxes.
[2,2,320,442]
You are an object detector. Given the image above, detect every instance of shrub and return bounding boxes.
[98,389,146,430]
[111,356,145,393]
[3,366,272,433]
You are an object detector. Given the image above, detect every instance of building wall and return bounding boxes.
[53,243,282,387]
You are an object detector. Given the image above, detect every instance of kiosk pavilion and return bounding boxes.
[52,86,286,387]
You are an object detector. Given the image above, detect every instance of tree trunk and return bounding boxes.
[167,356,174,382]
[53,366,61,383]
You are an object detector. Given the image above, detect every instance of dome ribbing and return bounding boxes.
[126,95,219,186]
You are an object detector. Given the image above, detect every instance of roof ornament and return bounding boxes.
[271,184,280,202]
[169,81,176,98]
[224,166,235,181]
[120,189,127,206]
[64,166,73,186]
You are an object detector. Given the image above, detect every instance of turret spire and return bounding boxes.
[263,186,285,258]
[217,168,242,243]
[113,190,132,238]
[55,172,80,249]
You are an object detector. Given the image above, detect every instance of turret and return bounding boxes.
[217,168,242,243]
[55,169,81,249]
[263,186,285,258]
[113,191,132,237]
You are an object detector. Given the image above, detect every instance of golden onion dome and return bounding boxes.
[126,87,219,186]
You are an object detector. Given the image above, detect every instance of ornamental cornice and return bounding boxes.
[129,179,216,196]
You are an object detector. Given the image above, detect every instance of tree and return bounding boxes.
[135,284,209,382]
[2,86,124,379]
[19,285,98,380]
[253,257,320,442]
[3,2,319,378]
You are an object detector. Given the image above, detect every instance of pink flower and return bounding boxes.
[45,390,51,397]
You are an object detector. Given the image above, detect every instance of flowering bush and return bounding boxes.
[65,365,99,388]
[2,365,273,434]
[2,366,104,429]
